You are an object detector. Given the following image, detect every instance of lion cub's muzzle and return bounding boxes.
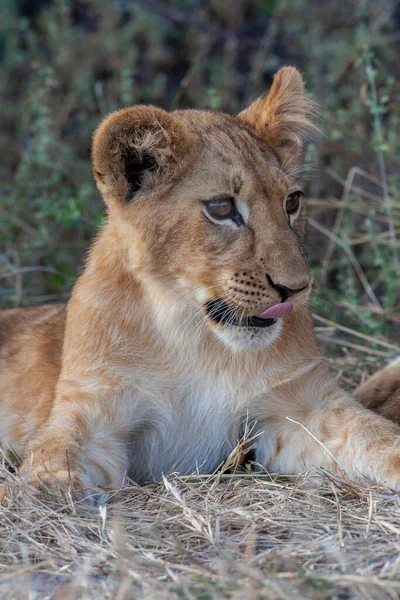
[203,273,310,329]
[204,299,279,329]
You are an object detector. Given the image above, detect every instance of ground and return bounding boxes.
[1,355,400,600]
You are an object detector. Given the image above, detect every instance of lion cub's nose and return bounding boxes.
[266,274,309,302]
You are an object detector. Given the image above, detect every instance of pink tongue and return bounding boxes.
[258,302,294,319]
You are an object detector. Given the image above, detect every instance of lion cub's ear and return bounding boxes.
[92,106,192,207]
[238,66,318,169]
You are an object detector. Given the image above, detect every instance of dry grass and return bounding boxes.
[1,353,400,600]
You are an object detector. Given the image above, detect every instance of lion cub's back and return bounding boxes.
[355,356,400,424]
[0,304,66,452]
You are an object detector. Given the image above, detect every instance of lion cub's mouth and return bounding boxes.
[204,298,289,329]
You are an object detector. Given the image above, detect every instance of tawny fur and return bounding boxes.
[355,357,400,424]
[1,67,400,498]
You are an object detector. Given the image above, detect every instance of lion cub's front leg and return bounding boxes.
[256,364,400,489]
[19,391,129,499]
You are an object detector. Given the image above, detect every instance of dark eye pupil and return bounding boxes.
[286,193,301,215]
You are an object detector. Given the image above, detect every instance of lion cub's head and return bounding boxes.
[92,67,317,351]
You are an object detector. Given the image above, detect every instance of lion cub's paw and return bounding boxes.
[18,450,83,497]
[368,448,400,492]
[0,465,70,506]
[18,453,112,504]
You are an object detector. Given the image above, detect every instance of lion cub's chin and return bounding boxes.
[210,318,283,352]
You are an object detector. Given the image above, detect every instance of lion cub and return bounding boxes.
[1,67,400,497]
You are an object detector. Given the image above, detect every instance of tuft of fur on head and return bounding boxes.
[238,67,319,170]
[92,105,195,209]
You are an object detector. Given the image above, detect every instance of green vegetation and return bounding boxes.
[0,0,399,356]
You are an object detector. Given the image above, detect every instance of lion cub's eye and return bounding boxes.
[285,191,303,217]
[205,197,235,219]
[204,196,243,225]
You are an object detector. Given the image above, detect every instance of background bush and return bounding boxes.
[0,0,399,353]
